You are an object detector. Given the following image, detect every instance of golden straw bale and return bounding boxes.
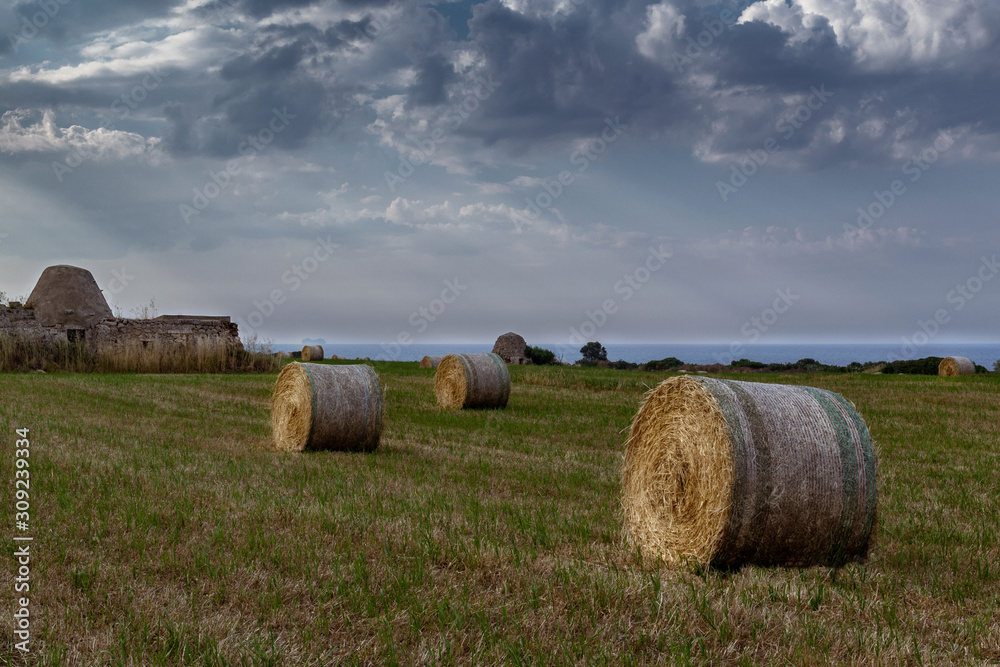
[622,376,877,568]
[271,362,382,452]
[434,353,510,409]
[420,355,443,369]
[301,345,324,362]
[938,356,975,376]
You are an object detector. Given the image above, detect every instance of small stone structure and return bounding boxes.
[25,265,113,328]
[1,265,241,353]
[492,331,530,365]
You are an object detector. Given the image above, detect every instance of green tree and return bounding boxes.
[580,341,607,362]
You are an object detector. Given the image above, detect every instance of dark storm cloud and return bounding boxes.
[337,0,396,8]
[260,19,374,49]
[460,1,681,146]
[434,0,1000,165]
[406,53,455,106]
[239,0,321,20]
[6,0,1000,172]
[10,0,187,43]
[220,40,313,80]
[161,78,327,158]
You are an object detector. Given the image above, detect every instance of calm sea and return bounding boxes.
[273,342,1000,368]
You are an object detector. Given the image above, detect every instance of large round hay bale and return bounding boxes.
[434,353,510,409]
[938,356,975,376]
[622,376,877,568]
[271,362,382,452]
[302,345,324,362]
[420,355,443,369]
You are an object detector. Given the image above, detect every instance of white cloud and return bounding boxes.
[741,0,998,70]
[686,224,924,259]
[8,27,240,85]
[0,109,160,161]
[636,2,686,63]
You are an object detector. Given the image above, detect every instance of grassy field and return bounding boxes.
[1,363,998,665]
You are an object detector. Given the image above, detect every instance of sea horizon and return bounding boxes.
[270,342,1000,368]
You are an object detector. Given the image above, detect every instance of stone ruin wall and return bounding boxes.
[0,306,241,353]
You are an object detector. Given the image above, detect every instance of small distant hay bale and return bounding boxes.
[435,353,510,409]
[420,355,443,369]
[302,345,324,362]
[939,356,975,376]
[274,351,292,359]
[622,376,877,568]
[271,362,383,452]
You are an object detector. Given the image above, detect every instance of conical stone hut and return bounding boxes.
[492,332,530,365]
[24,265,112,328]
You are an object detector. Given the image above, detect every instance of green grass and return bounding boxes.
[1,363,999,664]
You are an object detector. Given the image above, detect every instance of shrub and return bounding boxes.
[644,357,684,372]
[525,345,557,366]
[882,357,944,375]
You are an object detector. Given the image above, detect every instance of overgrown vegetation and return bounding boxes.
[0,333,278,373]
[643,356,684,372]
[524,344,558,365]
[574,355,994,375]
[882,356,989,374]
[1,364,998,663]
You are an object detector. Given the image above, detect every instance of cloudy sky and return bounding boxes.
[0,0,998,348]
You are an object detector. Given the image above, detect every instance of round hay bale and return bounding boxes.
[302,345,324,362]
[271,362,382,452]
[274,351,292,359]
[420,355,443,369]
[434,353,510,409]
[622,376,877,568]
[939,356,975,376]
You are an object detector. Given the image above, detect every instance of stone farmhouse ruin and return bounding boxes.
[0,265,241,353]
